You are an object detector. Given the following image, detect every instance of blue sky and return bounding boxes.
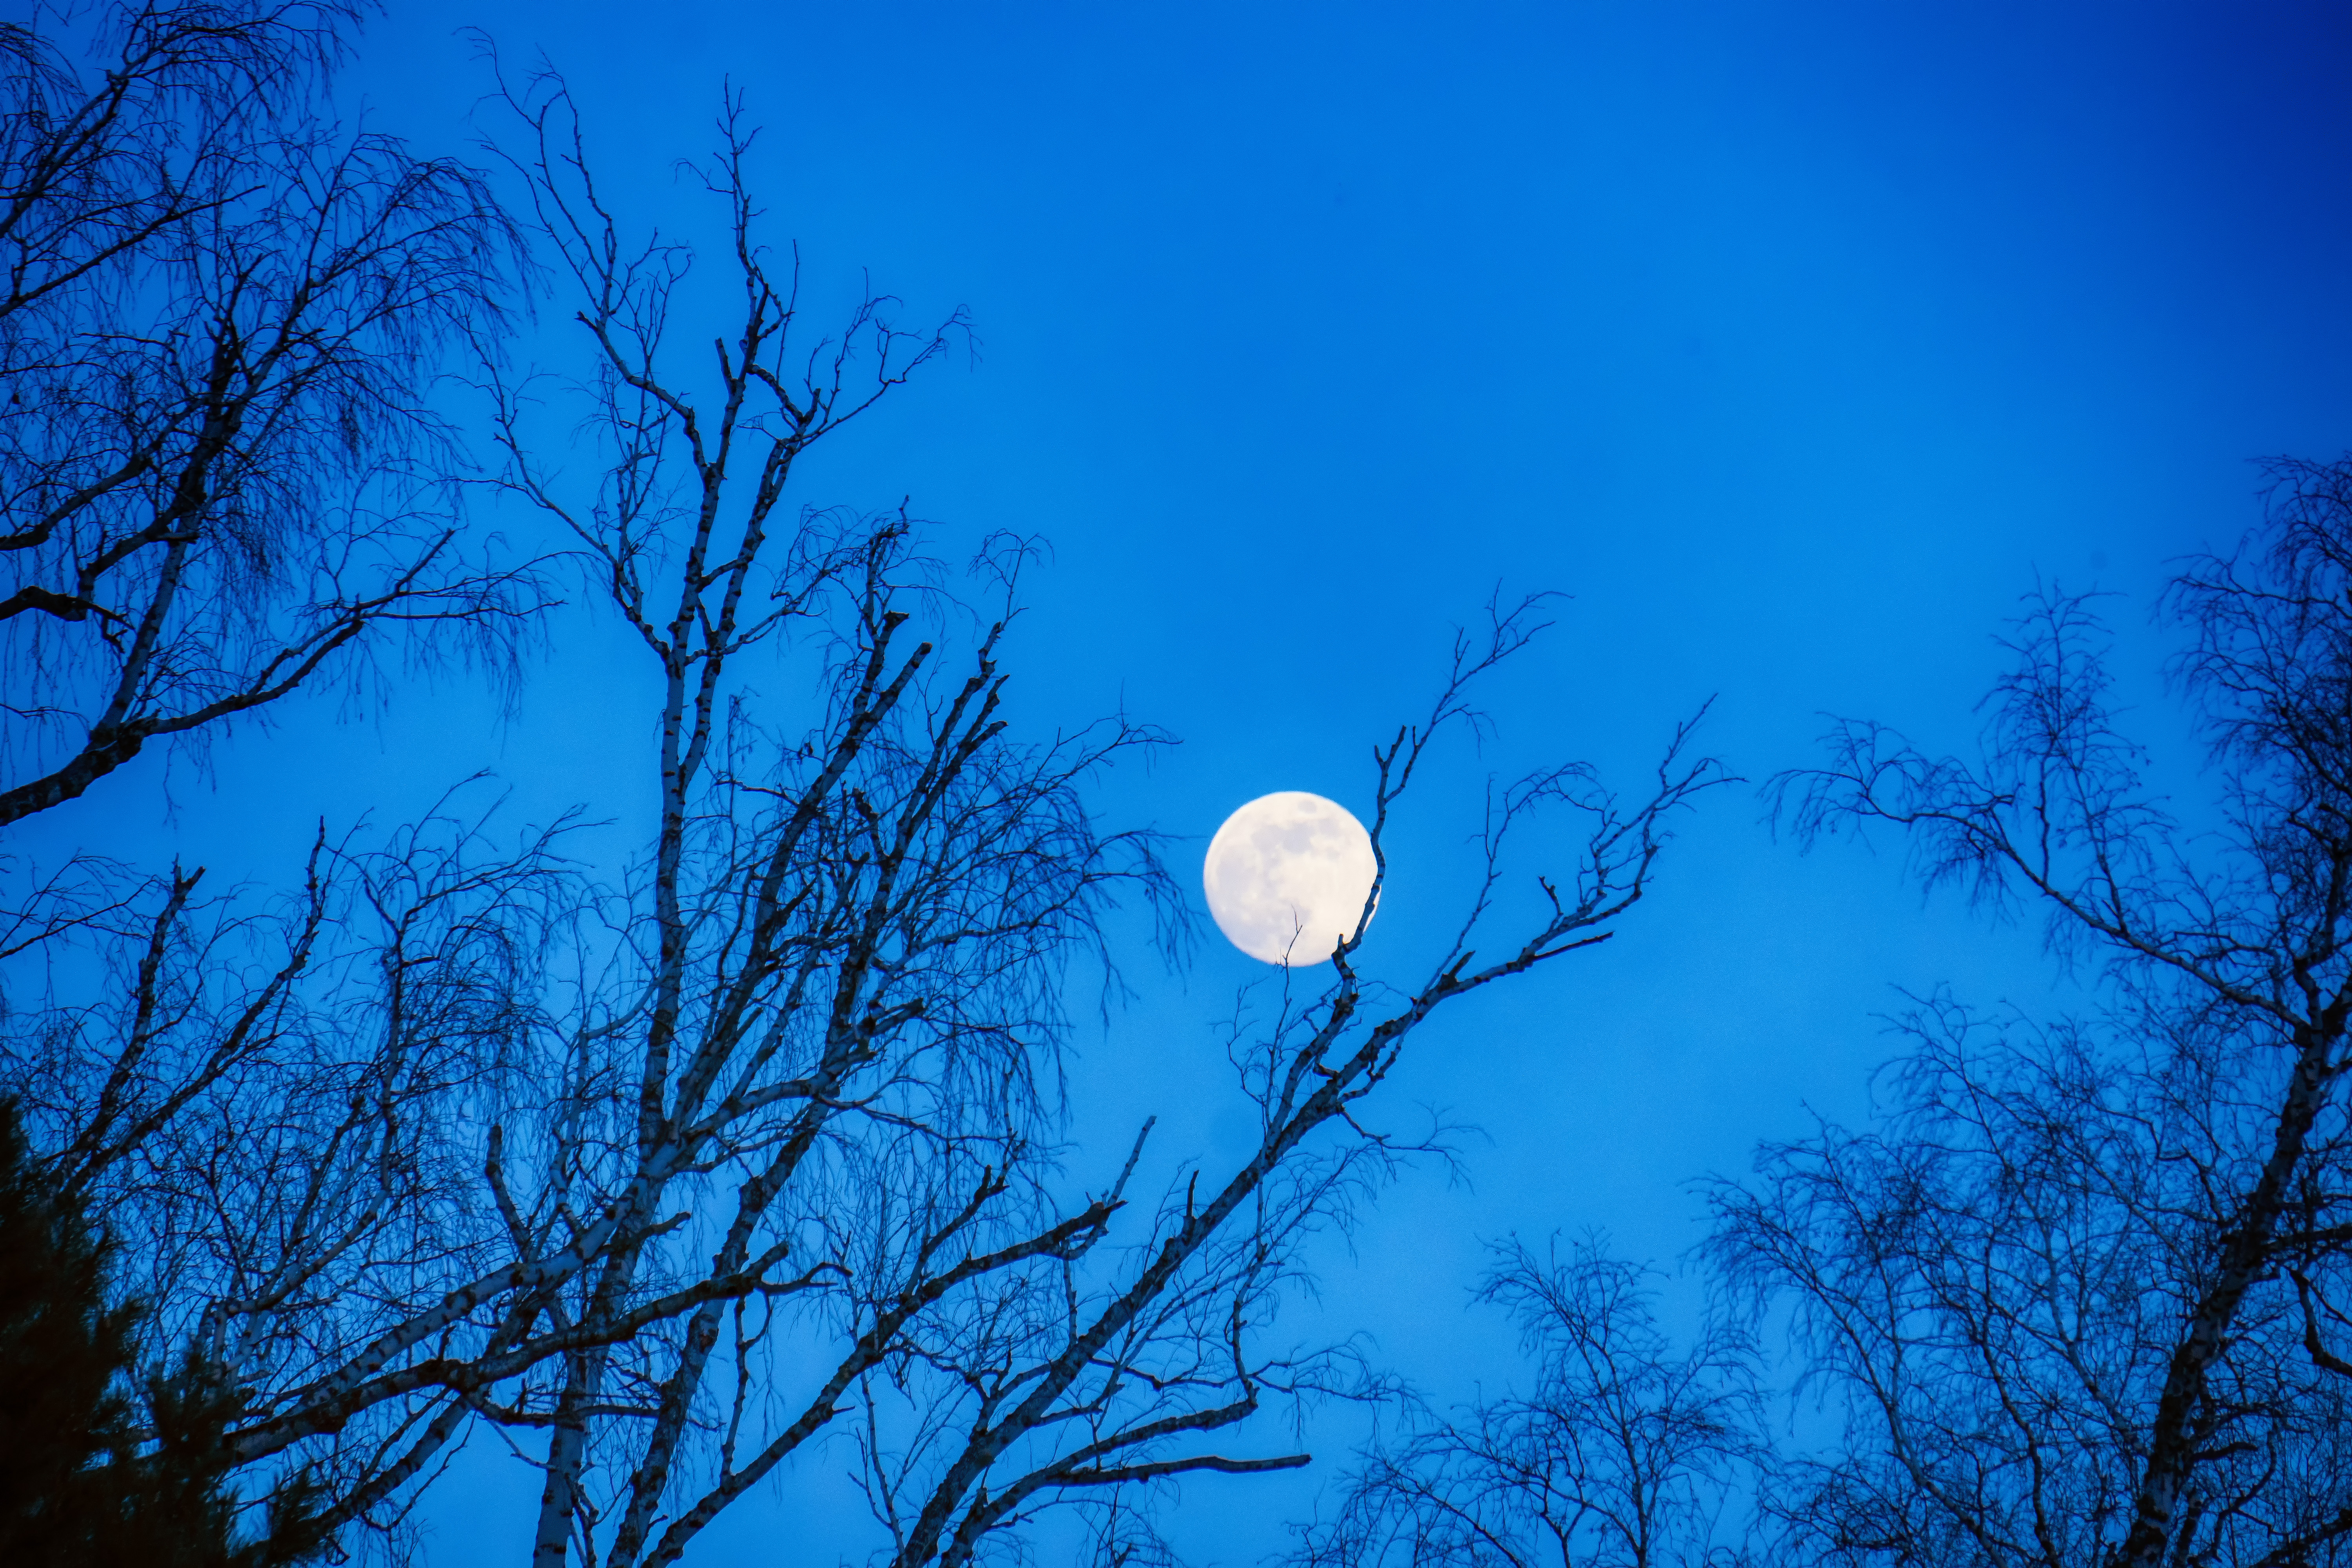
[29,1,2352,1561]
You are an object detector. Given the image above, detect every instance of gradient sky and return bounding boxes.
[27,2,2352,1562]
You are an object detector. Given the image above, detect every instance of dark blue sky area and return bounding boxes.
[33,3,2352,1562]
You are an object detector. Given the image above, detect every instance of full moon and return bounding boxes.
[1202,791,1379,966]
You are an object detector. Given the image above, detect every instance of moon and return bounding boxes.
[1203,791,1379,966]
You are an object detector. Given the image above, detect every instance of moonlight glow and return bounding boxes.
[1202,792,1379,966]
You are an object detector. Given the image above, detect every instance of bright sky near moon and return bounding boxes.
[1203,792,1379,965]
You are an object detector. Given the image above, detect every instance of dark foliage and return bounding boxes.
[0,21,1724,1566]
[0,1093,321,1566]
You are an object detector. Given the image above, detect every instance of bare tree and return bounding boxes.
[2,795,592,1555]
[0,1,544,825]
[1288,1237,1761,1568]
[824,656,1721,1568]
[1720,457,2352,1568]
[383,63,1719,1568]
[4,53,1179,1558]
[0,50,1724,1568]
[1,2,344,326]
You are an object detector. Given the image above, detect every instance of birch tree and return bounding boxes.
[448,65,1726,1568]
[0,51,1725,1566]
[1290,1238,1760,1568]
[1723,458,2352,1568]
[0,0,542,825]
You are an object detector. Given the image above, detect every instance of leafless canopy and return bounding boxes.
[0,1,543,826]
[832,621,1723,1568]
[1290,1237,1762,1568]
[0,44,1726,1568]
[458,67,1727,1568]
[1722,457,2352,1568]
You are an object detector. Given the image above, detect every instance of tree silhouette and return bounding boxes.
[0,25,1727,1567]
[0,1,543,826]
[1293,1236,1761,1568]
[0,1094,321,1565]
[1720,457,2352,1568]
